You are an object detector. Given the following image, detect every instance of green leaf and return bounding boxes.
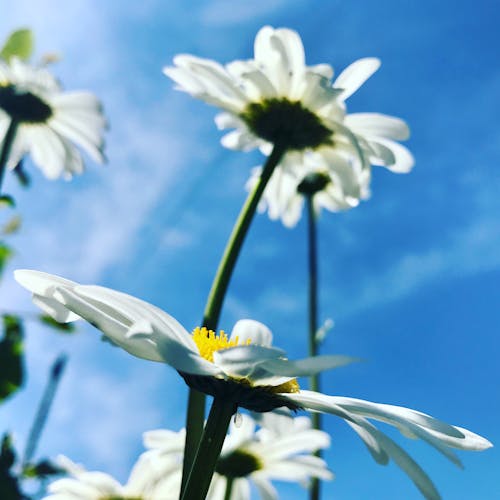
[0,244,13,278]
[39,314,76,334]
[22,459,63,478]
[0,29,34,62]
[0,434,16,471]
[0,196,15,209]
[0,315,24,402]
[0,434,24,500]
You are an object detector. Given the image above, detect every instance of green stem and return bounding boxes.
[181,143,286,494]
[201,143,286,330]
[223,477,234,500]
[22,354,67,466]
[306,195,322,500]
[181,398,236,500]
[0,119,18,193]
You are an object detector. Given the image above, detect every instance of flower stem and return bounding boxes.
[181,398,236,500]
[181,144,286,494]
[306,195,322,500]
[201,143,286,330]
[223,477,234,500]
[0,119,18,193]
[22,354,68,466]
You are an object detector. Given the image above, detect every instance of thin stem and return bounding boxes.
[181,143,286,494]
[306,195,322,500]
[22,354,68,465]
[0,119,18,193]
[223,477,234,500]
[181,398,236,500]
[201,143,286,330]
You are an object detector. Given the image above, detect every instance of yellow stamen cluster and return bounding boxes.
[192,326,251,362]
[272,379,300,394]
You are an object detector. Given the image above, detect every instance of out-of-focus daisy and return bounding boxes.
[145,413,332,500]
[15,270,492,500]
[247,159,371,227]
[0,57,106,180]
[165,26,413,200]
[44,452,180,500]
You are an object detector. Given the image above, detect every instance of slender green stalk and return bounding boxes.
[0,119,18,193]
[306,195,322,500]
[181,398,236,500]
[181,144,286,494]
[22,354,67,465]
[223,477,234,500]
[201,143,286,330]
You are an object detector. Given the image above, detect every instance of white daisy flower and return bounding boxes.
[44,452,181,500]
[164,26,413,201]
[144,413,332,500]
[15,270,492,500]
[0,57,106,180]
[247,158,371,227]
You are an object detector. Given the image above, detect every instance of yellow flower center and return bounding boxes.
[191,326,300,394]
[192,326,251,362]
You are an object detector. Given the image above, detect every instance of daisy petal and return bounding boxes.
[334,57,381,100]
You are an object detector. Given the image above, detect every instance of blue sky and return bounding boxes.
[0,1,499,498]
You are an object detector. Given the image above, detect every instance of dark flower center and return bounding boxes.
[240,98,332,150]
[0,84,52,123]
[297,171,331,195]
[216,449,262,478]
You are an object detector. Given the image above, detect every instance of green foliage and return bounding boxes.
[0,434,24,500]
[0,243,13,279]
[39,314,76,334]
[22,459,63,479]
[0,315,24,403]
[0,29,34,62]
[0,196,15,209]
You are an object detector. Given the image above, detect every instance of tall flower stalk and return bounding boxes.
[182,143,286,493]
[0,118,17,192]
[306,194,322,500]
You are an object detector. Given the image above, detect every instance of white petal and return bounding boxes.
[252,476,278,500]
[353,419,441,500]
[334,58,381,100]
[230,319,273,346]
[345,113,410,140]
[220,129,257,151]
[369,138,415,173]
[260,354,360,378]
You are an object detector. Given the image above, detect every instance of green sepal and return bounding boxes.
[0,29,34,62]
[0,315,24,402]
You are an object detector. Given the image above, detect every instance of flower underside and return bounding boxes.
[240,98,332,150]
[216,449,262,478]
[297,171,331,195]
[0,84,53,123]
[184,326,300,412]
